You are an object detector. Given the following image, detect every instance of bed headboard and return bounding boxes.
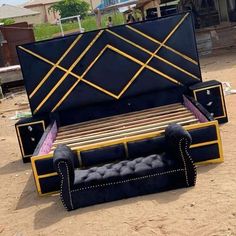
[17,12,202,123]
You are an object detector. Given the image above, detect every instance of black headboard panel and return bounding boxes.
[17,12,201,117]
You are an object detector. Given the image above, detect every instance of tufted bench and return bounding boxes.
[53,124,197,211]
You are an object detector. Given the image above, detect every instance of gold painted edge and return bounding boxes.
[16,120,45,157]
[193,85,227,118]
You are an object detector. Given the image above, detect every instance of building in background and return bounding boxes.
[0,22,35,67]
[23,0,101,24]
[0,4,40,25]
[23,0,60,24]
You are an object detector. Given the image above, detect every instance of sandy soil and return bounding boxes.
[0,49,236,236]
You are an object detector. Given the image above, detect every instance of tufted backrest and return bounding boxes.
[75,153,172,184]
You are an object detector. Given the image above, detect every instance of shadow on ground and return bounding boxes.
[0,159,30,175]
[33,187,189,229]
[15,173,58,211]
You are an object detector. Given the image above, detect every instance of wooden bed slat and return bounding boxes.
[58,103,183,132]
[51,118,198,150]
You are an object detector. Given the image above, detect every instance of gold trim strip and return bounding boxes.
[52,72,118,112]
[51,79,80,112]
[118,14,189,98]
[81,78,118,98]
[193,85,221,93]
[215,121,224,162]
[19,46,55,66]
[190,140,218,148]
[19,44,121,111]
[19,46,75,75]
[16,120,45,157]
[193,85,226,118]
[126,18,198,65]
[38,172,58,179]
[34,30,104,114]
[53,41,184,111]
[31,155,42,194]
[39,191,59,196]
[16,121,45,128]
[159,13,189,46]
[31,153,54,194]
[195,158,223,165]
[31,153,54,161]
[81,46,108,77]
[106,29,199,80]
[106,45,182,91]
[29,34,83,99]
[51,32,123,112]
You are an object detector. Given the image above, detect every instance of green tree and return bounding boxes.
[0,18,15,25]
[49,0,90,19]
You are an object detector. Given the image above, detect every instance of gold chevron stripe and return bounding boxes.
[19,15,194,113]
[19,46,75,75]
[51,46,118,112]
[19,44,117,104]
[118,13,188,98]
[126,17,198,65]
[20,42,183,113]
[156,13,189,54]
[107,45,181,87]
[29,34,83,99]
[34,30,104,114]
[52,43,183,112]
[19,46,56,66]
[106,29,199,80]
[19,46,120,112]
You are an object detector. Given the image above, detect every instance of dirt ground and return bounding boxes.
[0,48,236,236]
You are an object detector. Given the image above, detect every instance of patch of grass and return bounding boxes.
[34,22,81,41]
[33,13,125,41]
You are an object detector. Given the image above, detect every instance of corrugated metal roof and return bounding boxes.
[0,4,39,19]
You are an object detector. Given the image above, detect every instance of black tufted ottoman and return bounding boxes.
[53,124,197,211]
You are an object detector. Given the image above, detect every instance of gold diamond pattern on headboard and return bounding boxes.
[18,13,200,114]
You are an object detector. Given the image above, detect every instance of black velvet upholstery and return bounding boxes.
[53,124,196,211]
[17,13,201,118]
[15,116,49,162]
[54,145,77,187]
[189,80,228,123]
[165,123,192,151]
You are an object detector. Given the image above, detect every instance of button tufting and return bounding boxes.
[75,153,176,186]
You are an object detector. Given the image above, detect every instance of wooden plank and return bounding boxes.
[58,105,186,136]
[58,103,183,132]
[55,111,193,143]
[52,117,198,149]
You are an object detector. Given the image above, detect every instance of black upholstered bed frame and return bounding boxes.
[16,12,225,195]
[30,95,223,195]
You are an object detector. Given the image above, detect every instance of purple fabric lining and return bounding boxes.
[38,121,57,155]
[183,96,208,123]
